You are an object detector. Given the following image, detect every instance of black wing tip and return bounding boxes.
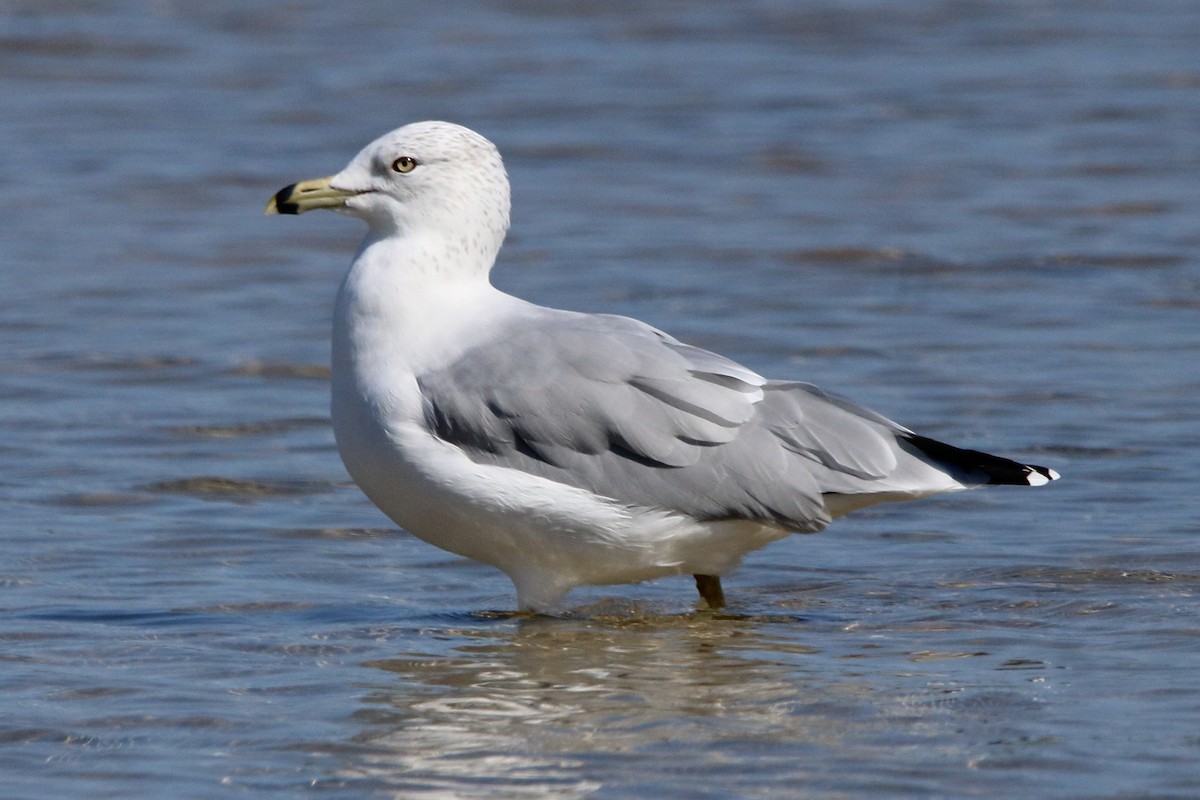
[903,434,1060,487]
[1023,464,1060,486]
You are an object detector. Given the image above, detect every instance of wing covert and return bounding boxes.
[418,311,765,469]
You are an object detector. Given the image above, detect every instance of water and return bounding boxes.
[2,1,1198,797]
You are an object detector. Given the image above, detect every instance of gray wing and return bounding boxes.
[417,309,957,532]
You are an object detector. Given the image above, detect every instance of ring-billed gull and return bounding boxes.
[267,121,1059,612]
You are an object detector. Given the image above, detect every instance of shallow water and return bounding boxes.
[2,1,1199,797]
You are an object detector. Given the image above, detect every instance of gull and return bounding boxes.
[267,121,1059,613]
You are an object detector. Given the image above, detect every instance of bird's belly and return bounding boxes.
[331,385,787,602]
[331,384,473,551]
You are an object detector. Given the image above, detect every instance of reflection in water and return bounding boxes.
[338,611,949,798]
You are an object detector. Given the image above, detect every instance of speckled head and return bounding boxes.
[268,121,511,249]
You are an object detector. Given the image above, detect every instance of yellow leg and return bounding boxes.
[694,574,726,609]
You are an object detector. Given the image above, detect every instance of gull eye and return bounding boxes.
[391,156,418,174]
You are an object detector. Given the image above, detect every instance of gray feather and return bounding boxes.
[416,309,963,531]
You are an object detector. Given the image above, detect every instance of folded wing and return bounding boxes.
[417,309,1050,531]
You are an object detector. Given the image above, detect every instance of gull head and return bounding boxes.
[267,121,511,250]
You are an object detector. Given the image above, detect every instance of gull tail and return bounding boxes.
[901,433,1060,487]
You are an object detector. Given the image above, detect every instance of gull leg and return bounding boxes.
[694,574,726,610]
